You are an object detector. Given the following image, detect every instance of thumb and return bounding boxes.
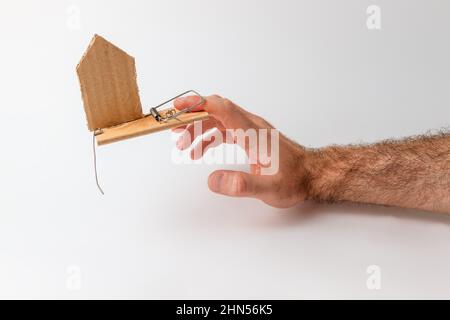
[208,170,270,198]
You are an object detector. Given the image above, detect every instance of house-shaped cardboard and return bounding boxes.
[77,34,143,131]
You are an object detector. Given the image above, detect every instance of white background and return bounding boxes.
[0,0,449,299]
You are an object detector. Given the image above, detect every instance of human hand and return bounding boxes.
[173,95,312,208]
[174,95,450,213]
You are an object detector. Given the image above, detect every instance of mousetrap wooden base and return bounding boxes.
[96,108,208,146]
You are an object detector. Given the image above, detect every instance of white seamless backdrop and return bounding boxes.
[0,0,449,299]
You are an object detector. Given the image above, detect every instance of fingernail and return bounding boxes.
[174,97,186,104]
[209,173,223,193]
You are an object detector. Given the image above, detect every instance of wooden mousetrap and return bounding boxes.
[76,35,208,193]
[76,34,208,146]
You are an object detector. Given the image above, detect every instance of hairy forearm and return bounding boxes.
[305,133,450,213]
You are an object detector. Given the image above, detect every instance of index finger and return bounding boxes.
[174,94,253,130]
[174,94,229,115]
[174,95,208,112]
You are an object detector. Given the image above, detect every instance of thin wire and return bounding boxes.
[93,132,105,195]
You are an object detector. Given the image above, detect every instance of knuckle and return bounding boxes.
[210,98,236,125]
[222,98,234,108]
